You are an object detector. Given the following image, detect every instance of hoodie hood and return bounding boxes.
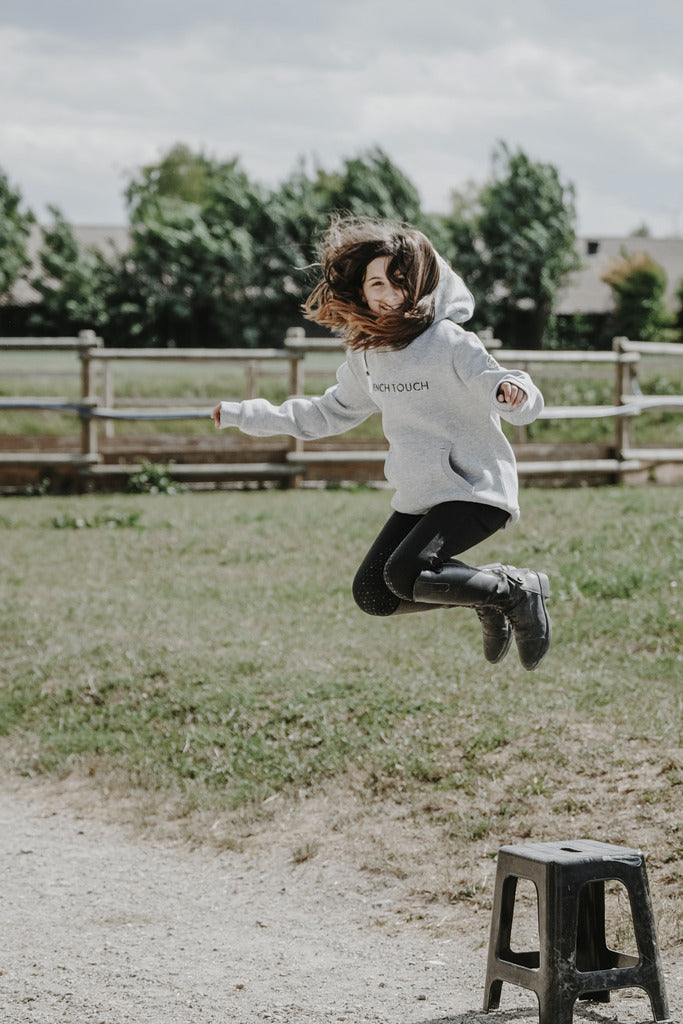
[432,254,475,325]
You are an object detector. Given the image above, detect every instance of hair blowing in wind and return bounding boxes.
[302,215,440,351]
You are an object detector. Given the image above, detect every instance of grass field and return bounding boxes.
[1,483,681,948]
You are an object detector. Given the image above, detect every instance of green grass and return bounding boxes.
[0,494,680,766]
[1,484,682,943]
[1,486,680,781]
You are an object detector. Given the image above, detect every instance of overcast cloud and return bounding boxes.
[1,0,682,235]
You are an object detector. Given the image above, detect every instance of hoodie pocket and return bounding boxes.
[440,444,478,496]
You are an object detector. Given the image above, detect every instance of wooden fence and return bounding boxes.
[1,329,682,491]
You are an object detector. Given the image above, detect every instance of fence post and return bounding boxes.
[285,327,306,487]
[245,360,258,399]
[102,360,115,439]
[612,336,636,456]
[78,330,100,461]
[285,327,305,396]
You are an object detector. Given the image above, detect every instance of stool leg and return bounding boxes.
[647,988,672,1024]
[628,868,671,1022]
[537,987,576,1024]
[484,978,503,1012]
[577,880,611,1003]
[483,874,518,1011]
[496,875,518,957]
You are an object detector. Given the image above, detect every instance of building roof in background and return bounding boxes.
[9,224,131,305]
[557,236,683,315]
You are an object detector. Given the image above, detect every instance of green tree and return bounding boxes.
[327,146,429,226]
[109,146,267,346]
[112,144,438,347]
[442,142,580,347]
[125,143,215,214]
[439,179,494,327]
[242,161,328,343]
[28,206,109,335]
[0,166,34,305]
[602,251,676,342]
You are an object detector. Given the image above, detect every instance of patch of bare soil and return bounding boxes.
[0,777,679,1024]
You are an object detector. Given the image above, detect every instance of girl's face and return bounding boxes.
[361,256,406,316]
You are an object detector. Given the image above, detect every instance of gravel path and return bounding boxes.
[0,781,679,1024]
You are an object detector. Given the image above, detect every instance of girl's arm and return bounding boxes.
[212,357,378,440]
[452,329,544,425]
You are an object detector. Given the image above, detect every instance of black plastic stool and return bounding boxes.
[483,839,670,1024]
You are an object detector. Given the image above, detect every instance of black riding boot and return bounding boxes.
[413,561,513,665]
[495,564,551,670]
[413,561,551,670]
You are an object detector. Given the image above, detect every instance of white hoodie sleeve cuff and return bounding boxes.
[218,401,242,429]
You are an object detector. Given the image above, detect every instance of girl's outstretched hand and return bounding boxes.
[496,382,527,409]
[211,404,222,428]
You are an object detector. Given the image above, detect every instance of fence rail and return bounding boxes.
[1,329,682,489]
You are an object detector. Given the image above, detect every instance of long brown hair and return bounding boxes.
[302,214,440,351]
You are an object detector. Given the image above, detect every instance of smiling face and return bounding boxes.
[361,256,406,316]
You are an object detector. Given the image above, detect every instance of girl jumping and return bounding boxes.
[212,215,550,670]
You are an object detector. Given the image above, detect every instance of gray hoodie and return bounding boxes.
[217,257,543,525]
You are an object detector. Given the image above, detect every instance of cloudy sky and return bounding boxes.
[1,0,682,236]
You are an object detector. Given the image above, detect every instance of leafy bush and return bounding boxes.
[126,460,186,494]
[602,251,676,343]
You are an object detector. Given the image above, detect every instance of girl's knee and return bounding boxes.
[352,573,400,617]
[382,555,416,603]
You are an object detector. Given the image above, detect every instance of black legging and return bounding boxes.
[352,500,510,616]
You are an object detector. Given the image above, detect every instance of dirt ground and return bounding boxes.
[0,777,679,1024]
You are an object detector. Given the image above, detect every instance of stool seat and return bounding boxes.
[483,839,670,1024]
